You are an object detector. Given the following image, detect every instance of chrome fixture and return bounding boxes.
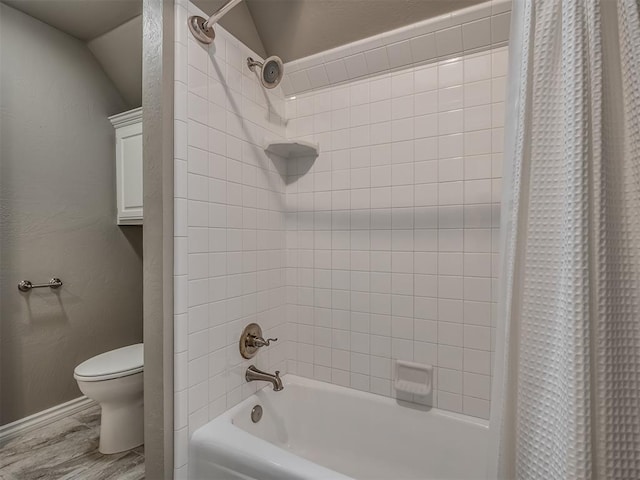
[247,56,284,89]
[188,0,243,44]
[18,277,63,293]
[239,323,278,359]
[245,365,283,391]
[250,404,263,423]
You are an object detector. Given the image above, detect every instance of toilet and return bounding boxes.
[74,343,144,454]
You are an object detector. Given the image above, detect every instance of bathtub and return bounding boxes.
[190,375,489,480]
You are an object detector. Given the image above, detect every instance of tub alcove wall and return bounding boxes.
[173,2,289,475]
[283,6,509,415]
[173,0,510,476]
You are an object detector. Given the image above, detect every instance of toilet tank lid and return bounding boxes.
[75,344,143,378]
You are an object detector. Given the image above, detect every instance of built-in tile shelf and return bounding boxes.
[264,140,319,160]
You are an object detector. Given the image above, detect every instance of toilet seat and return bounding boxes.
[74,344,143,382]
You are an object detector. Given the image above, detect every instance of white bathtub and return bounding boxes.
[190,375,489,480]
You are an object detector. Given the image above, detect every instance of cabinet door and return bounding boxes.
[116,122,143,224]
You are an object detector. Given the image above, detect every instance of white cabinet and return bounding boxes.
[109,107,143,225]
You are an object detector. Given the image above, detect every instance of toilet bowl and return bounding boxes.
[74,343,144,454]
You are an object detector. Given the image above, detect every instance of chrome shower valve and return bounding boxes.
[239,323,278,359]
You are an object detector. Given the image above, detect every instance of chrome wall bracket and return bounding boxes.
[187,16,215,44]
[18,277,63,292]
[188,0,243,45]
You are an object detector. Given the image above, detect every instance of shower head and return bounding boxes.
[247,56,284,89]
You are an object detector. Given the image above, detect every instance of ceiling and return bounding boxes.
[87,15,142,107]
[2,0,141,40]
[3,0,485,107]
[193,0,485,62]
[3,0,143,108]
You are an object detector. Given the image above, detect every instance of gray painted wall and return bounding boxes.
[0,3,143,425]
[2,0,142,41]
[88,15,143,109]
[141,0,174,476]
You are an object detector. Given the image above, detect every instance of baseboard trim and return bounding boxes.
[0,396,96,443]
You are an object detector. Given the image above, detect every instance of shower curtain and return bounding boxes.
[488,1,640,479]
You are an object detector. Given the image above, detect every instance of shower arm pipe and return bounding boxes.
[204,0,243,29]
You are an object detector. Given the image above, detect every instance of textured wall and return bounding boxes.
[88,15,143,109]
[173,1,288,476]
[284,46,507,420]
[141,0,175,477]
[0,4,143,425]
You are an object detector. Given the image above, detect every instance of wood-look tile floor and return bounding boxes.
[0,405,144,480]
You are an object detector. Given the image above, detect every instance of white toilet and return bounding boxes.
[74,343,144,454]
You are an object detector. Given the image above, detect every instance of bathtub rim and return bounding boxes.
[189,374,489,480]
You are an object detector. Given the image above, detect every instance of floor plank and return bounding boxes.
[0,406,144,480]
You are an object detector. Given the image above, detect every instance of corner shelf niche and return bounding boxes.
[264,140,319,160]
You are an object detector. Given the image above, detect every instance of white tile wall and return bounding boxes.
[173,0,288,476]
[284,46,507,420]
[175,0,509,475]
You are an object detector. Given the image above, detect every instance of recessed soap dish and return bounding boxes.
[394,360,433,396]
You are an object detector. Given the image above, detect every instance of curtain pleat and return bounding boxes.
[489,1,640,479]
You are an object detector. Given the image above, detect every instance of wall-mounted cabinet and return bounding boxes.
[109,107,142,225]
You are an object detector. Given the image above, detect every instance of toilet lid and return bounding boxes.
[74,344,143,381]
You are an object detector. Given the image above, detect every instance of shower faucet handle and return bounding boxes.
[248,335,278,348]
[239,323,278,359]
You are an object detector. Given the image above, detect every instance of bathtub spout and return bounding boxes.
[246,365,283,391]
